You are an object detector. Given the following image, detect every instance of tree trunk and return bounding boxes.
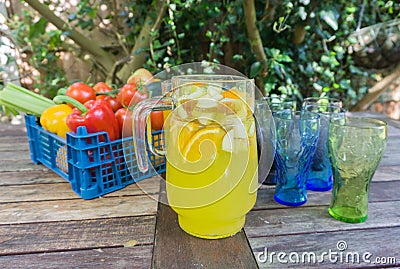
[351,64,400,111]
[115,0,167,83]
[243,0,268,95]
[24,0,115,74]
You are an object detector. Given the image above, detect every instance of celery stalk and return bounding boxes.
[0,83,55,116]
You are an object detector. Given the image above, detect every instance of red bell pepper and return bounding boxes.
[53,95,120,141]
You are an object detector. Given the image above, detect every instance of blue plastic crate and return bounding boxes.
[25,114,165,199]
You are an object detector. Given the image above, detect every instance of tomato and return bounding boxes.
[116,84,138,107]
[96,95,121,112]
[66,82,96,106]
[93,82,112,93]
[115,107,133,137]
[131,88,149,106]
[116,84,149,108]
[93,82,121,112]
[150,111,164,131]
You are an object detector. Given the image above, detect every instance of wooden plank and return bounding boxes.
[348,111,400,133]
[0,246,152,269]
[151,182,259,269]
[249,226,400,268]
[0,149,31,160]
[0,176,160,202]
[0,135,28,142]
[373,165,400,181]
[0,122,27,136]
[382,138,400,155]
[0,182,78,202]
[0,216,155,254]
[152,202,259,269]
[0,195,158,224]
[0,159,44,172]
[0,170,64,186]
[254,180,400,211]
[245,200,400,238]
[0,140,29,152]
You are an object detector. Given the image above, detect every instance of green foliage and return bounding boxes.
[5,0,400,106]
[8,9,66,97]
[245,0,399,107]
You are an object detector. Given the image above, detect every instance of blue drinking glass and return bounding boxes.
[302,103,346,191]
[260,96,294,185]
[272,110,320,206]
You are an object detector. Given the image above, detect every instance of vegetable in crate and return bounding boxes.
[94,82,122,112]
[40,104,73,138]
[54,95,120,141]
[117,83,149,107]
[65,82,96,105]
[0,83,54,116]
[116,84,164,132]
[93,82,113,93]
[115,107,133,137]
[150,111,164,131]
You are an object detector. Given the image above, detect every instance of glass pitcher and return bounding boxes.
[132,74,260,239]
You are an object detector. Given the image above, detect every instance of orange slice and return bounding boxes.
[222,87,243,99]
[178,122,197,153]
[182,127,226,162]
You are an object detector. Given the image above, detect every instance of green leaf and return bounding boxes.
[273,64,285,80]
[321,55,331,63]
[250,61,261,78]
[265,83,276,94]
[339,79,351,90]
[313,83,323,91]
[298,6,307,20]
[319,9,339,31]
[29,18,48,39]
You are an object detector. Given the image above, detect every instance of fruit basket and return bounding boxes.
[25,114,165,200]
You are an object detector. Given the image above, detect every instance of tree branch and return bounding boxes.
[24,0,115,72]
[243,0,268,94]
[114,0,168,82]
[350,64,400,111]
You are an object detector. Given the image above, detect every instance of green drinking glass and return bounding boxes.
[328,117,387,223]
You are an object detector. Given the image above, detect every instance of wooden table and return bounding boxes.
[0,112,399,268]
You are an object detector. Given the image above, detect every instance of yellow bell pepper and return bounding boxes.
[40,104,73,138]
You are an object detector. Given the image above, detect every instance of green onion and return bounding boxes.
[0,83,55,116]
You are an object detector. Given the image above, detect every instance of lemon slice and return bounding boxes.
[176,105,188,119]
[220,98,247,118]
[187,87,205,99]
[208,86,224,99]
[196,97,218,108]
[182,127,225,162]
[222,129,234,152]
[247,120,255,136]
[234,123,248,138]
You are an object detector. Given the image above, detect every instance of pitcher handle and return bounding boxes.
[133,97,172,173]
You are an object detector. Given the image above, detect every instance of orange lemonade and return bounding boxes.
[164,83,258,239]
